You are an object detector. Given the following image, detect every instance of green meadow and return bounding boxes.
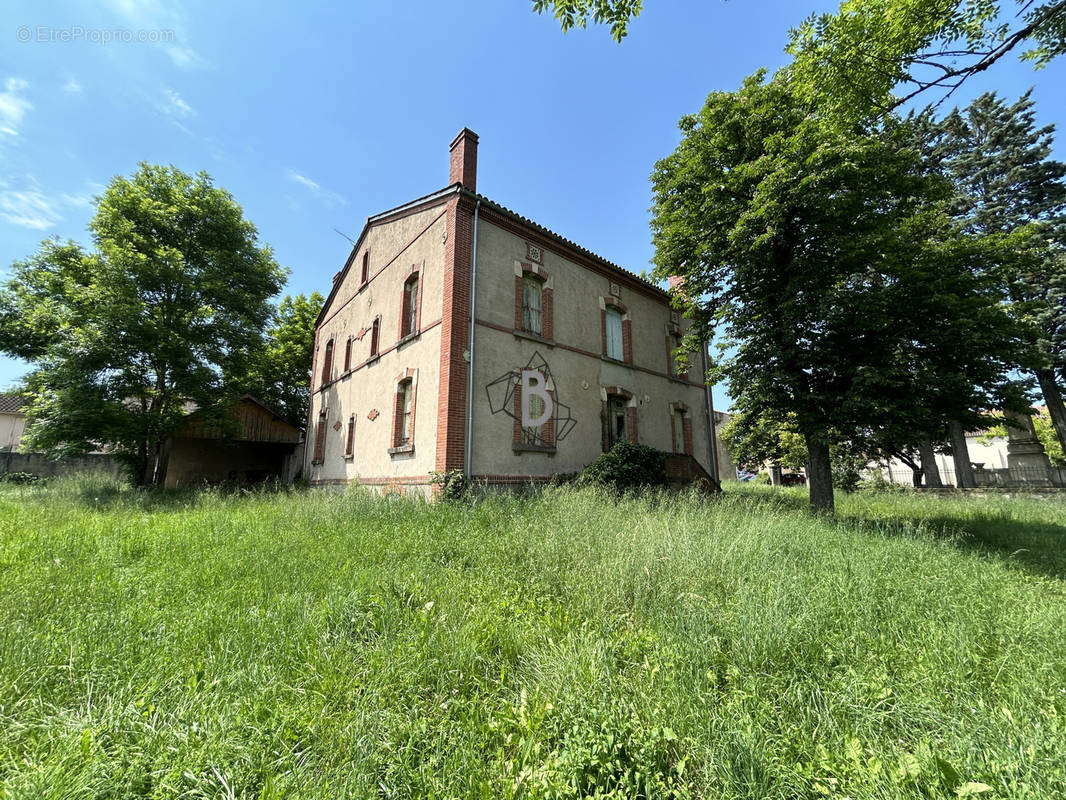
[1,477,1064,798]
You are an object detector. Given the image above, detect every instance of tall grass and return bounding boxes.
[1,476,1064,798]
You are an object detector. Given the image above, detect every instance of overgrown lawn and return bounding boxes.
[1,478,1064,798]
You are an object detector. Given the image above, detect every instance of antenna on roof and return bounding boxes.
[333,228,357,245]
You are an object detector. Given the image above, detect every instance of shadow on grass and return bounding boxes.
[843,509,1066,581]
[722,484,1066,580]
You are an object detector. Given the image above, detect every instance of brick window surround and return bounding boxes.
[345,414,356,458]
[670,401,694,456]
[665,323,688,379]
[360,250,370,285]
[320,339,334,387]
[369,316,381,358]
[390,368,418,455]
[312,407,327,464]
[602,386,637,451]
[600,296,632,363]
[512,369,556,451]
[513,261,553,340]
[399,265,424,341]
[343,337,353,373]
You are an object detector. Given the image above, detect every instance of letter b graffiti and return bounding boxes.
[520,369,553,427]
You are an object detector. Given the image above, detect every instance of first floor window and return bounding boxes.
[370,317,380,357]
[522,275,542,335]
[402,275,419,337]
[345,415,356,457]
[320,339,334,386]
[673,409,686,453]
[605,307,623,360]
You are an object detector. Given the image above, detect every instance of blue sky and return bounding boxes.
[2,0,1065,413]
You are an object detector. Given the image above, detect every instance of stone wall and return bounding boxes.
[0,451,122,479]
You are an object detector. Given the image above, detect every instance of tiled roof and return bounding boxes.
[0,394,26,414]
[467,189,668,297]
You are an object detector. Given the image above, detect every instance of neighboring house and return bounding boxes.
[306,129,725,496]
[162,395,303,488]
[0,394,27,452]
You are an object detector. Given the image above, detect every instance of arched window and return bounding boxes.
[312,408,327,463]
[344,337,353,372]
[345,414,356,458]
[401,273,419,338]
[320,339,334,386]
[360,251,370,285]
[370,317,380,358]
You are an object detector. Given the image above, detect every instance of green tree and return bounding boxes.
[0,164,286,485]
[922,91,1066,457]
[651,72,1026,512]
[719,410,808,472]
[241,292,324,425]
[788,0,1066,121]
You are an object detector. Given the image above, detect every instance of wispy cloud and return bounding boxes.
[101,0,207,70]
[0,78,32,137]
[160,88,194,117]
[63,79,83,94]
[286,169,347,206]
[0,178,61,230]
[0,178,102,230]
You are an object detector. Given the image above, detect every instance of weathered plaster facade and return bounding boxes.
[306,130,725,496]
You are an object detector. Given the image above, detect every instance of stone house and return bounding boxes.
[306,130,725,496]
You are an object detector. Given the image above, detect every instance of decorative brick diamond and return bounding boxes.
[332,420,342,431]
[368,409,379,421]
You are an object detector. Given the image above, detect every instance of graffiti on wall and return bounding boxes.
[485,351,577,445]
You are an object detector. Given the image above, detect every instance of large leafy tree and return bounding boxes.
[240,292,324,425]
[788,0,1066,120]
[652,72,1026,512]
[921,91,1066,456]
[0,164,286,485]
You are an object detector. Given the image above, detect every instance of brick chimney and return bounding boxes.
[668,275,685,292]
[449,128,479,192]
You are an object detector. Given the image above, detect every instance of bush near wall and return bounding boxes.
[578,442,667,492]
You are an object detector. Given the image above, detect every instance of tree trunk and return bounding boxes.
[805,434,835,513]
[947,420,975,488]
[150,438,165,487]
[918,440,943,488]
[135,439,150,486]
[1035,368,1066,458]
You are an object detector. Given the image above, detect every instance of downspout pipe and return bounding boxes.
[464,199,482,478]
[703,340,721,488]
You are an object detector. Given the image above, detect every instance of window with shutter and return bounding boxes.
[605,308,624,361]
[522,276,542,335]
[401,275,419,338]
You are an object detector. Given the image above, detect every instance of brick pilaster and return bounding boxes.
[435,195,474,473]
